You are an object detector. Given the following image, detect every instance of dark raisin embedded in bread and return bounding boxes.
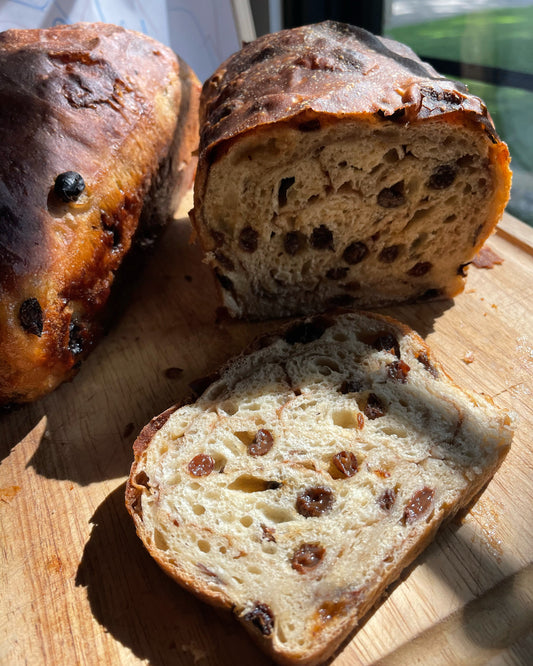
[0,23,201,405]
[126,310,513,665]
[190,21,512,319]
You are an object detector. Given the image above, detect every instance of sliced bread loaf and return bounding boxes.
[191,21,512,319]
[126,310,513,664]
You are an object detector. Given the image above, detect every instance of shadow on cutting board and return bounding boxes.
[76,482,273,666]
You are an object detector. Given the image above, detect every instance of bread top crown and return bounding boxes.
[199,20,498,157]
[0,22,182,291]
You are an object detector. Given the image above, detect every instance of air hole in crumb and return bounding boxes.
[240,515,253,527]
[219,401,238,415]
[193,504,206,515]
[198,540,211,553]
[154,529,169,551]
[316,358,341,374]
[219,546,227,554]
[383,148,400,163]
[332,410,359,429]
[332,331,348,342]
[278,177,295,207]
[260,505,294,523]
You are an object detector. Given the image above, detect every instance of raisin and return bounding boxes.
[296,486,334,517]
[278,177,295,207]
[364,393,385,419]
[377,182,405,208]
[291,543,325,573]
[339,378,361,394]
[408,261,432,277]
[402,487,435,525]
[387,360,410,383]
[243,603,274,636]
[210,229,225,247]
[326,267,349,280]
[310,225,334,250]
[248,429,274,456]
[419,288,442,300]
[378,245,401,263]
[343,241,368,265]
[239,226,259,252]
[283,231,305,255]
[19,298,43,336]
[428,165,457,189]
[284,318,329,344]
[68,322,84,355]
[54,171,85,202]
[416,351,439,378]
[187,454,215,477]
[378,488,396,511]
[372,333,400,358]
[332,451,358,477]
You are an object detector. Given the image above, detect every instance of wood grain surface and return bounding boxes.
[1,193,532,666]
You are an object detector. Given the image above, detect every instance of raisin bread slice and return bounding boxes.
[191,21,512,319]
[126,310,513,665]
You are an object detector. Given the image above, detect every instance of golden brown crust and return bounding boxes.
[0,23,200,405]
[197,21,497,161]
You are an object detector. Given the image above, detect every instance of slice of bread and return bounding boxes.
[126,310,513,665]
[191,21,512,319]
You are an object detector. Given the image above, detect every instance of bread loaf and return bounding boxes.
[126,310,513,665]
[0,23,200,405]
[191,21,512,319]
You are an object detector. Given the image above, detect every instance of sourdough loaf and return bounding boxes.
[0,23,200,405]
[126,310,513,665]
[191,21,512,319]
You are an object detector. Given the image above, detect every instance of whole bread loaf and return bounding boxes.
[126,310,513,665]
[191,21,512,319]
[0,23,200,406]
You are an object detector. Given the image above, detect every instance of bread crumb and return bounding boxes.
[472,245,504,269]
[463,351,475,364]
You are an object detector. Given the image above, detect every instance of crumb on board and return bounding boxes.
[472,245,504,269]
[463,351,475,364]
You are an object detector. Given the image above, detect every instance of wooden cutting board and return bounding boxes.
[1,192,532,665]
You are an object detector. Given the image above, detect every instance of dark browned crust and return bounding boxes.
[0,23,200,404]
[197,20,497,161]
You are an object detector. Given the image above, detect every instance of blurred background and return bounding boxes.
[251,0,533,227]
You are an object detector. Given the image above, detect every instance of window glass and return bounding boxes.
[384,1,533,225]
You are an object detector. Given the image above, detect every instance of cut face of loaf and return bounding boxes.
[192,21,512,319]
[126,311,513,665]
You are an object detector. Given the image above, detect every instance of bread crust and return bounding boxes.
[0,23,200,405]
[190,21,512,320]
[125,310,513,665]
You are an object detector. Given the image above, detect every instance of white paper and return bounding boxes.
[0,0,241,81]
